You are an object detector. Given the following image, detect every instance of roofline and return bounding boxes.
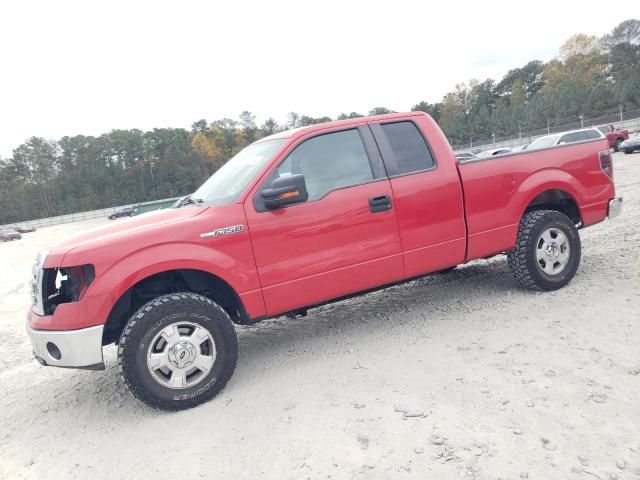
[256,112,427,143]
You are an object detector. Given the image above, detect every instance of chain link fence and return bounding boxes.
[0,198,178,231]
[453,110,640,153]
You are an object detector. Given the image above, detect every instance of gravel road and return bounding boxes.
[1,152,639,480]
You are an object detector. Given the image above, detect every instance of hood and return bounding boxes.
[44,206,207,267]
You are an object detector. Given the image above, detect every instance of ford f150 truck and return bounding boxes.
[27,112,623,410]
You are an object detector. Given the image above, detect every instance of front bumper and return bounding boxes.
[608,197,623,220]
[27,324,105,370]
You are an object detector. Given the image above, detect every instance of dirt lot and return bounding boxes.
[1,152,639,480]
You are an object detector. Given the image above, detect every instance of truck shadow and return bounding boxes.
[232,257,521,376]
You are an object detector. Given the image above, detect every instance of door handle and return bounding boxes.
[369,195,392,213]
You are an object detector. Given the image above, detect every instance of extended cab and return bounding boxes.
[27,112,623,410]
[597,124,629,151]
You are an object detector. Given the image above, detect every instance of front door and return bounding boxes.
[244,127,404,316]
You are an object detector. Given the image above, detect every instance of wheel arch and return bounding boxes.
[102,267,251,346]
[516,170,584,226]
[523,188,582,225]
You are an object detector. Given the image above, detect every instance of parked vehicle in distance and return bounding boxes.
[620,136,640,154]
[108,206,134,220]
[15,225,36,233]
[477,147,512,157]
[26,112,622,411]
[455,152,476,161]
[597,124,629,152]
[511,144,528,152]
[1,229,22,242]
[526,128,604,151]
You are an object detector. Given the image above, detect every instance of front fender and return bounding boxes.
[83,242,264,328]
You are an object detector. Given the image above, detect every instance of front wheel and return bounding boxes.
[507,210,581,291]
[624,149,633,155]
[118,293,238,411]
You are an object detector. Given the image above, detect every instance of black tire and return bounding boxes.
[624,149,632,155]
[507,210,581,291]
[613,138,623,152]
[118,292,238,411]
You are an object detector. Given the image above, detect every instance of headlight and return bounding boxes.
[30,250,48,316]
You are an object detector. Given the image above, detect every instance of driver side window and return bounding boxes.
[276,129,373,201]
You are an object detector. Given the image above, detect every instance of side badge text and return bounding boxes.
[200,224,244,239]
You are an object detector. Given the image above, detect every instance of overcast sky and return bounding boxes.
[0,0,636,157]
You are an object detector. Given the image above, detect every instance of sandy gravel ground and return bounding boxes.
[1,152,639,480]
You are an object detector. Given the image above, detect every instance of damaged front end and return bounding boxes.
[28,252,104,369]
[31,251,95,315]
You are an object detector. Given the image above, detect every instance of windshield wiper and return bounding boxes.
[174,195,204,208]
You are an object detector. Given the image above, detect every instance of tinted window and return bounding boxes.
[381,121,435,174]
[276,129,373,201]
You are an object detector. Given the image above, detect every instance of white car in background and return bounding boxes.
[477,147,512,157]
[525,128,604,151]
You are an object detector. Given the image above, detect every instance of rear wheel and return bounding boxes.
[507,210,581,291]
[624,149,633,155]
[118,292,238,411]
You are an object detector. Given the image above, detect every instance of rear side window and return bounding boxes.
[381,121,435,174]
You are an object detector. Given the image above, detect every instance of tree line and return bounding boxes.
[1,19,638,225]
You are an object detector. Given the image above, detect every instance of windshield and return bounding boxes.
[527,135,560,151]
[191,139,285,205]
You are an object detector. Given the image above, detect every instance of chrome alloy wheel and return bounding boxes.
[146,321,216,389]
[536,227,570,275]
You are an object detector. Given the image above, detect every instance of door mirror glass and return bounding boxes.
[261,174,309,209]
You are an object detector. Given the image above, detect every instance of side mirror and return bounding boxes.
[261,174,308,209]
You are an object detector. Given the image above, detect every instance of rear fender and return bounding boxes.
[514,169,583,224]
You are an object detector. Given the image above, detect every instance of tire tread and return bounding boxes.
[118,292,238,411]
[507,209,580,291]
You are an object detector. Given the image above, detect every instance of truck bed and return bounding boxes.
[457,138,613,260]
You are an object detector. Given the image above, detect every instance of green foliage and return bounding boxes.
[337,112,364,120]
[2,19,639,224]
[368,107,394,116]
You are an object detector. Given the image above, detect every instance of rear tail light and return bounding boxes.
[599,150,613,180]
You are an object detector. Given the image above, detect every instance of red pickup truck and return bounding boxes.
[27,112,623,410]
[597,124,629,151]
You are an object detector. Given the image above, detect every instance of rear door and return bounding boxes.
[369,117,466,278]
[244,126,404,316]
